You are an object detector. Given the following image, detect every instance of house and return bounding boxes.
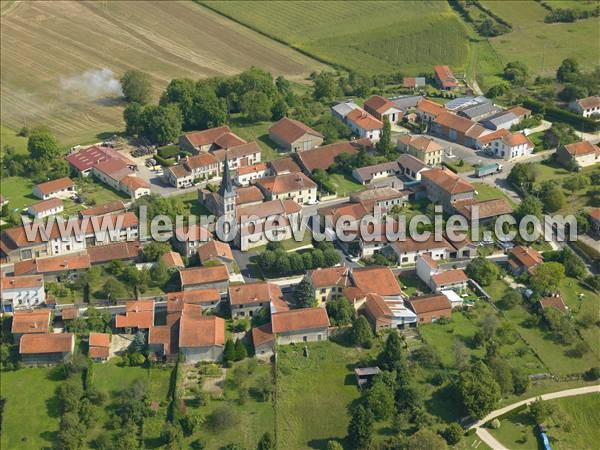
[60,307,79,322]
[172,224,213,257]
[228,282,284,318]
[269,156,302,175]
[164,153,220,188]
[508,245,543,275]
[345,108,383,141]
[507,105,532,121]
[234,185,266,207]
[349,186,408,214]
[19,333,75,365]
[178,305,225,363]
[166,289,222,312]
[489,132,534,161]
[569,96,600,118]
[1,275,45,311]
[271,307,330,345]
[310,266,351,304]
[364,291,418,330]
[268,117,323,152]
[402,77,426,90]
[297,139,370,173]
[33,177,74,200]
[556,141,600,169]
[179,265,229,293]
[211,142,262,171]
[352,161,401,185]
[480,111,520,131]
[589,208,600,237]
[331,100,359,121]
[161,251,185,270]
[255,172,318,205]
[115,300,155,332]
[66,145,134,176]
[397,154,429,181]
[538,295,568,314]
[408,294,452,323]
[416,98,445,123]
[11,309,51,343]
[27,198,64,219]
[88,332,111,362]
[432,112,491,148]
[197,240,235,272]
[252,323,276,359]
[179,126,245,153]
[430,269,468,292]
[236,162,269,186]
[364,95,402,123]
[453,198,514,223]
[13,253,91,278]
[433,65,459,90]
[350,266,403,299]
[415,252,439,286]
[80,200,125,218]
[87,241,141,265]
[390,95,423,112]
[420,168,475,212]
[120,175,151,200]
[387,235,455,264]
[397,134,444,166]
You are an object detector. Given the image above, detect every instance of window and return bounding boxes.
[318,334,322,341]
[303,336,307,342]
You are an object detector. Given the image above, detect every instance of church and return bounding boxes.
[199,158,304,251]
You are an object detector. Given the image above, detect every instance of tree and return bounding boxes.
[500,290,522,309]
[511,367,529,394]
[539,182,566,213]
[270,95,288,121]
[151,260,171,287]
[223,338,236,364]
[562,247,586,278]
[121,69,152,104]
[131,331,147,354]
[293,276,315,308]
[529,397,554,423]
[563,174,590,193]
[28,126,60,161]
[486,84,509,98]
[326,297,355,326]
[507,163,536,192]
[466,257,499,286]
[453,339,470,370]
[351,316,373,348]
[189,84,228,130]
[376,117,392,158]
[503,61,528,86]
[377,332,405,371]
[257,432,274,450]
[556,58,580,83]
[323,248,341,267]
[365,378,395,420]
[326,441,344,450]
[142,241,171,261]
[58,411,87,450]
[516,195,543,221]
[457,361,501,418]
[124,102,145,136]
[347,404,374,449]
[161,423,184,450]
[530,262,565,295]
[234,339,247,361]
[142,104,183,145]
[441,423,463,446]
[241,90,272,122]
[313,72,338,101]
[407,428,448,450]
[488,357,514,395]
[206,405,239,431]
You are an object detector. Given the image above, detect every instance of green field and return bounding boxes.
[1,125,27,154]
[473,182,517,207]
[490,394,600,450]
[202,1,471,75]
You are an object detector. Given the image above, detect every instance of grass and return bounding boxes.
[490,394,600,450]
[398,272,431,297]
[0,175,35,212]
[328,173,365,196]
[0,367,64,450]
[1,125,28,154]
[202,1,470,75]
[472,182,517,208]
[276,341,376,449]
[0,2,324,146]
[229,115,280,162]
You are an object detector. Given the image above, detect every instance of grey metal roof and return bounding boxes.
[445,95,490,111]
[331,101,359,118]
[389,95,423,111]
[458,102,502,120]
[480,111,518,128]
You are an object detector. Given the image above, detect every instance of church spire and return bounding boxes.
[219,156,234,198]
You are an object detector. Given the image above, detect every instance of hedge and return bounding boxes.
[522,98,600,132]
[154,154,174,167]
[158,145,180,159]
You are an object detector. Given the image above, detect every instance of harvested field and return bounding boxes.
[0,1,325,146]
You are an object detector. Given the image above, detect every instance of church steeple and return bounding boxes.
[219,157,234,199]
[218,157,236,223]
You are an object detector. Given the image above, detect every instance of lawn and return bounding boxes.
[0,367,64,450]
[202,1,470,75]
[490,393,600,450]
[472,182,517,208]
[398,272,431,297]
[328,173,365,196]
[276,341,376,449]
[229,115,281,162]
[1,125,28,154]
[0,175,35,212]
[0,1,324,146]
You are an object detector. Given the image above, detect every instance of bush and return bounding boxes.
[489,419,501,429]
[584,367,600,381]
[206,405,239,431]
[157,145,179,159]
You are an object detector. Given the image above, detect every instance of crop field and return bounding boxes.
[479,1,600,78]
[201,1,471,76]
[0,1,325,147]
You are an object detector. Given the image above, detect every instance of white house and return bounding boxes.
[27,198,64,219]
[1,275,45,311]
[33,177,75,200]
[345,108,383,141]
[569,96,600,118]
[236,162,269,186]
[489,133,534,161]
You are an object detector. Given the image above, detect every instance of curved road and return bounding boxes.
[469,385,600,450]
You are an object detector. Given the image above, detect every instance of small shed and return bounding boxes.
[354,367,381,389]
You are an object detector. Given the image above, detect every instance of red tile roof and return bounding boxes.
[408,294,452,314]
[576,95,600,110]
[89,332,110,348]
[66,145,133,172]
[421,167,475,195]
[431,269,468,287]
[589,208,600,222]
[418,253,438,269]
[507,105,531,118]
[28,198,63,214]
[539,295,568,313]
[89,346,109,359]
[236,185,265,205]
[20,333,74,354]
[1,274,44,290]
[392,234,455,254]
[509,246,543,270]
[256,172,316,195]
[237,162,268,176]
[161,251,184,268]
[11,309,51,334]
[179,313,225,348]
[310,266,350,289]
[198,241,234,263]
[212,142,261,163]
[61,307,79,320]
[115,300,154,329]
[80,200,125,217]
[166,289,220,312]
[364,95,399,115]
[93,158,133,181]
[351,267,402,297]
[252,323,275,347]
[228,282,283,306]
[182,126,237,147]
[563,141,600,157]
[34,177,73,195]
[87,241,141,264]
[454,198,513,220]
[346,108,384,130]
[14,253,91,276]
[503,133,533,148]
[271,307,330,333]
[269,117,322,144]
[417,98,445,117]
[298,139,370,172]
[121,175,150,190]
[269,156,302,174]
[398,134,443,153]
[179,265,229,286]
[363,292,393,323]
[434,65,458,89]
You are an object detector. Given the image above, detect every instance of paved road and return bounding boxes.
[470,385,600,450]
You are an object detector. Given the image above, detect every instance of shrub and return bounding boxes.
[489,419,501,429]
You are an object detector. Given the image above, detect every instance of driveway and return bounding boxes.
[470,385,600,450]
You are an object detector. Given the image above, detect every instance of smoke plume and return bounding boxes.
[59,68,123,99]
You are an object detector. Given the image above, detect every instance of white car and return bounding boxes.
[306,199,320,205]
